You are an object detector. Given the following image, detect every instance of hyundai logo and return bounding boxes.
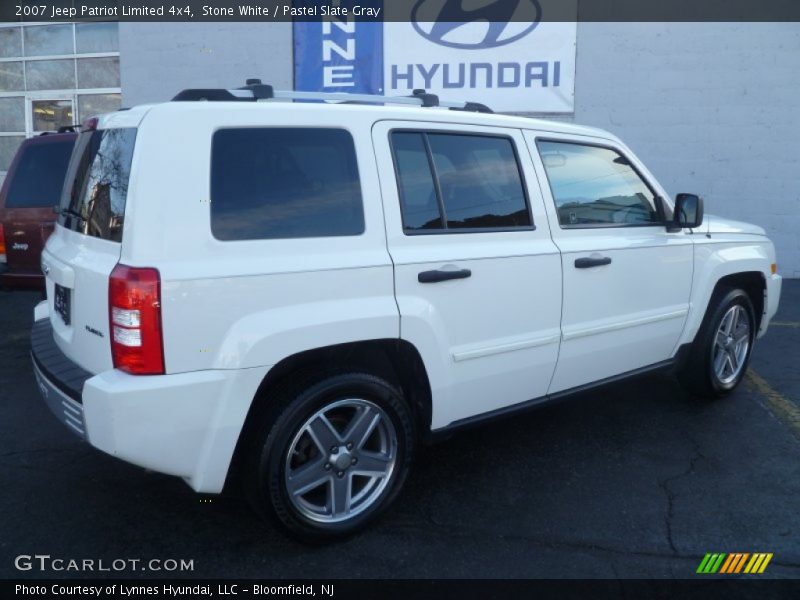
[411,0,541,50]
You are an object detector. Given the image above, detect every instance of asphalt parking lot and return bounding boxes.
[1,282,799,579]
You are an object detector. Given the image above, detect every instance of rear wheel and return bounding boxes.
[244,372,415,541]
[679,287,756,398]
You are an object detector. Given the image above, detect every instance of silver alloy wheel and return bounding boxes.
[712,304,751,385]
[283,398,397,524]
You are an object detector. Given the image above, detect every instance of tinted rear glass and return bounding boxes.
[392,132,442,230]
[390,132,532,232]
[59,128,137,242]
[5,139,75,208]
[210,128,365,241]
[429,133,531,230]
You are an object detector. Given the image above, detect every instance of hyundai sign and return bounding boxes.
[294,0,577,113]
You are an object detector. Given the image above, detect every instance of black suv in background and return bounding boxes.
[0,130,76,290]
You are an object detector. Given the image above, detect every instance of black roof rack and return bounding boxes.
[172,89,243,102]
[410,88,439,107]
[171,79,493,113]
[38,125,79,136]
[452,102,494,114]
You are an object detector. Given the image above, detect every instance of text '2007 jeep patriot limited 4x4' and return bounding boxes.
[31,82,782,540]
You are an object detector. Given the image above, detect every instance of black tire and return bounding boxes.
[678,287,756,399]
[243,371,415,542]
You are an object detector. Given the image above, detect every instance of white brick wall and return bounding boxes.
[119,23,293,106]
[117,22,800,276]
[572,23,800,277]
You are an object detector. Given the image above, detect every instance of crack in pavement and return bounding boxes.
[416,500,691,562]
[0,446,84,459]
[408,506,800,572]
[0,446,93,474]
[0,331,29,346]
[657,430,706,556]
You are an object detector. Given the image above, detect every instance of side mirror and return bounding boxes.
[668,193,703,231]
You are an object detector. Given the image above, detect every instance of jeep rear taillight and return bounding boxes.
[82,117,98,132]
[0,223,6,262]
[109,264,164,375]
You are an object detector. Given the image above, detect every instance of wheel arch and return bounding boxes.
[683,269,766,347]
[680,237,773,349]
[677,272,763,398]
[714,271,765,330]
[224,339,433,491]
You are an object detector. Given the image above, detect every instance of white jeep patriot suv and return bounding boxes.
[31,81,782,540]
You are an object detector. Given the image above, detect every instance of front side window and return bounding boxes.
[59,127,137,242]
[391,132,532,232]
[210,128,365,241]
[537,140,661,227]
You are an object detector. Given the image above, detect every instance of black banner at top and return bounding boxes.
[1,0,800,23]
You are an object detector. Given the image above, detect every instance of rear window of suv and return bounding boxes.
[59,128,137,243]
[5,139,75,209]
[210,128,365,241]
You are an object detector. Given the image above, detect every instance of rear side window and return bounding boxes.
[390,132,532,233]
[59,128,137,242]
[392,133,442,230]
[210,128,365,241]
[5,139,75,208]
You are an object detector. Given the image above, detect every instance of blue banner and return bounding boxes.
[293,1,384,94]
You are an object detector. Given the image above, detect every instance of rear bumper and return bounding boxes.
[2,268,44,290]
[32,354,87,438]
[31,310,269,493]
[31,317,92,437]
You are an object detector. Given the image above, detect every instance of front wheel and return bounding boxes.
[244,372,415,541]
[679,287,756,398]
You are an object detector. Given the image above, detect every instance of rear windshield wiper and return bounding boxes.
[54,205,85,224]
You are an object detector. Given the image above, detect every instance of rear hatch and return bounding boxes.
[0,135,75,274]
[42,125,137,374]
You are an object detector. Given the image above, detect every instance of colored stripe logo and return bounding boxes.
[697,553,773,574]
